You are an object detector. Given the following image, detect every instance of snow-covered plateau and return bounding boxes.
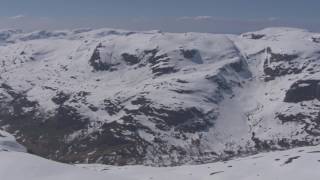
[0,27,319,167]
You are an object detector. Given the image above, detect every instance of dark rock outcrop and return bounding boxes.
[284,80,320,103]
[242,33,265,40]
[263,48,303,81]
[121,53,140,65]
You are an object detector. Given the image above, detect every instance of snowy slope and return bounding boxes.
[0,130,127,180]
[79,145,320,180]
[0,130,26,152]
[228,28,320,150]
[0,27,319,166]
[0,151,129,180]
[1,130,320,180]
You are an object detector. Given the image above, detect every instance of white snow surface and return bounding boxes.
[79,145,320,180]
[0,130,125,180]
[0,27,320,165]
[1,130,320,180]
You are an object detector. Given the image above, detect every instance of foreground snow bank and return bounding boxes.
[0,130,319,180]
[0,130,127,180]
[0,151,128,180]
[79,145,320,180]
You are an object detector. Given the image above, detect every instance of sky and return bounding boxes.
[0,0,320,34]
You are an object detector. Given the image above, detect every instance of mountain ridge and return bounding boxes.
[0,27,319,166]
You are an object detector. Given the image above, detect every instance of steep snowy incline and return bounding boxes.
[0,29,251,165]
[0,27,319,166]
[226,27,320,151]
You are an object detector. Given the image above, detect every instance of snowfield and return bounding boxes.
[1,130,320,180]
[0,131,122,180]
[0,152,118,180]
[81,145,320,180]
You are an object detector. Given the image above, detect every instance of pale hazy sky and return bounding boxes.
[0,0,319,33]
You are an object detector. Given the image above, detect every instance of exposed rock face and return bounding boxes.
[0,27,320,166]
[242,33,265,40]
[284,80,320,103]
[312,36,320,43]
[89,43,111,71]
[121,53,140,65]
[263,47,302,81]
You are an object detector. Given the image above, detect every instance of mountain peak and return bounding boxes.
[0,27,319,166]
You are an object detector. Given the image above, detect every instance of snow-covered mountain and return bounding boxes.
[0,27,319,166]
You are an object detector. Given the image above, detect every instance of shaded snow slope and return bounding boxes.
[0,27,319,165]
[0,130,26,152]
